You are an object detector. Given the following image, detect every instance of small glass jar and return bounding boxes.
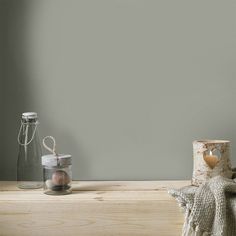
[41,154,72,195]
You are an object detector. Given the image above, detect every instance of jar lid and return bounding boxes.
[22,112,38,120]
[41,154,72,167]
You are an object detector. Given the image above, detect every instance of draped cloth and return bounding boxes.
[168,176,236,236]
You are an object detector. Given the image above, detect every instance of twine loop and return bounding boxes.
[42,136,58,156]
[17,121,39,146]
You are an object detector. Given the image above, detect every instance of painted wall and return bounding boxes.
[0,0,6,176]
[1,0,236,180]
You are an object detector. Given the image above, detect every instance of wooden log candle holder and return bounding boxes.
[192,140,233,186]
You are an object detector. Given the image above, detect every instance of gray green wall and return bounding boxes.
[0,0,6,176]
[1,0,236,180]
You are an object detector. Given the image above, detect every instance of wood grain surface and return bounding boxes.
[0,181,188,236]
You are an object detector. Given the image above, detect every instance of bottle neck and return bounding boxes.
[21,118,39,125]
[18,119,39,146]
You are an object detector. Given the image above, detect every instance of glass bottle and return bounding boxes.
[17,112,43,189]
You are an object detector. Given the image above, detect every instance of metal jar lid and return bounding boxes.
[41,154,72,167]
[22,112,38,120]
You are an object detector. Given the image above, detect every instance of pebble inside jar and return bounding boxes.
[41,136,72,195]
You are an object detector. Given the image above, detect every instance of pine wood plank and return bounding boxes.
[0,181,186,236]
[0,180,189,191]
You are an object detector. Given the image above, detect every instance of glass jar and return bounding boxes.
[17,112,43,189]
[42,154,72,195]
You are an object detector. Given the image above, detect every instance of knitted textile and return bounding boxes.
[168,176,236,236]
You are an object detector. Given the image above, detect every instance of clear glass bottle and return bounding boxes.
[17,112,43,189]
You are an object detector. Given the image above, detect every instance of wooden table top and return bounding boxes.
[0,181,189,236]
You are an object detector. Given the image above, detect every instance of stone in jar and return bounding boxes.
[52,170,70,186]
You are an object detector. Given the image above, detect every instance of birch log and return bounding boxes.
[192,140,233,186]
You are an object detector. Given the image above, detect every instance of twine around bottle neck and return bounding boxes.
[17,120,39,146]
